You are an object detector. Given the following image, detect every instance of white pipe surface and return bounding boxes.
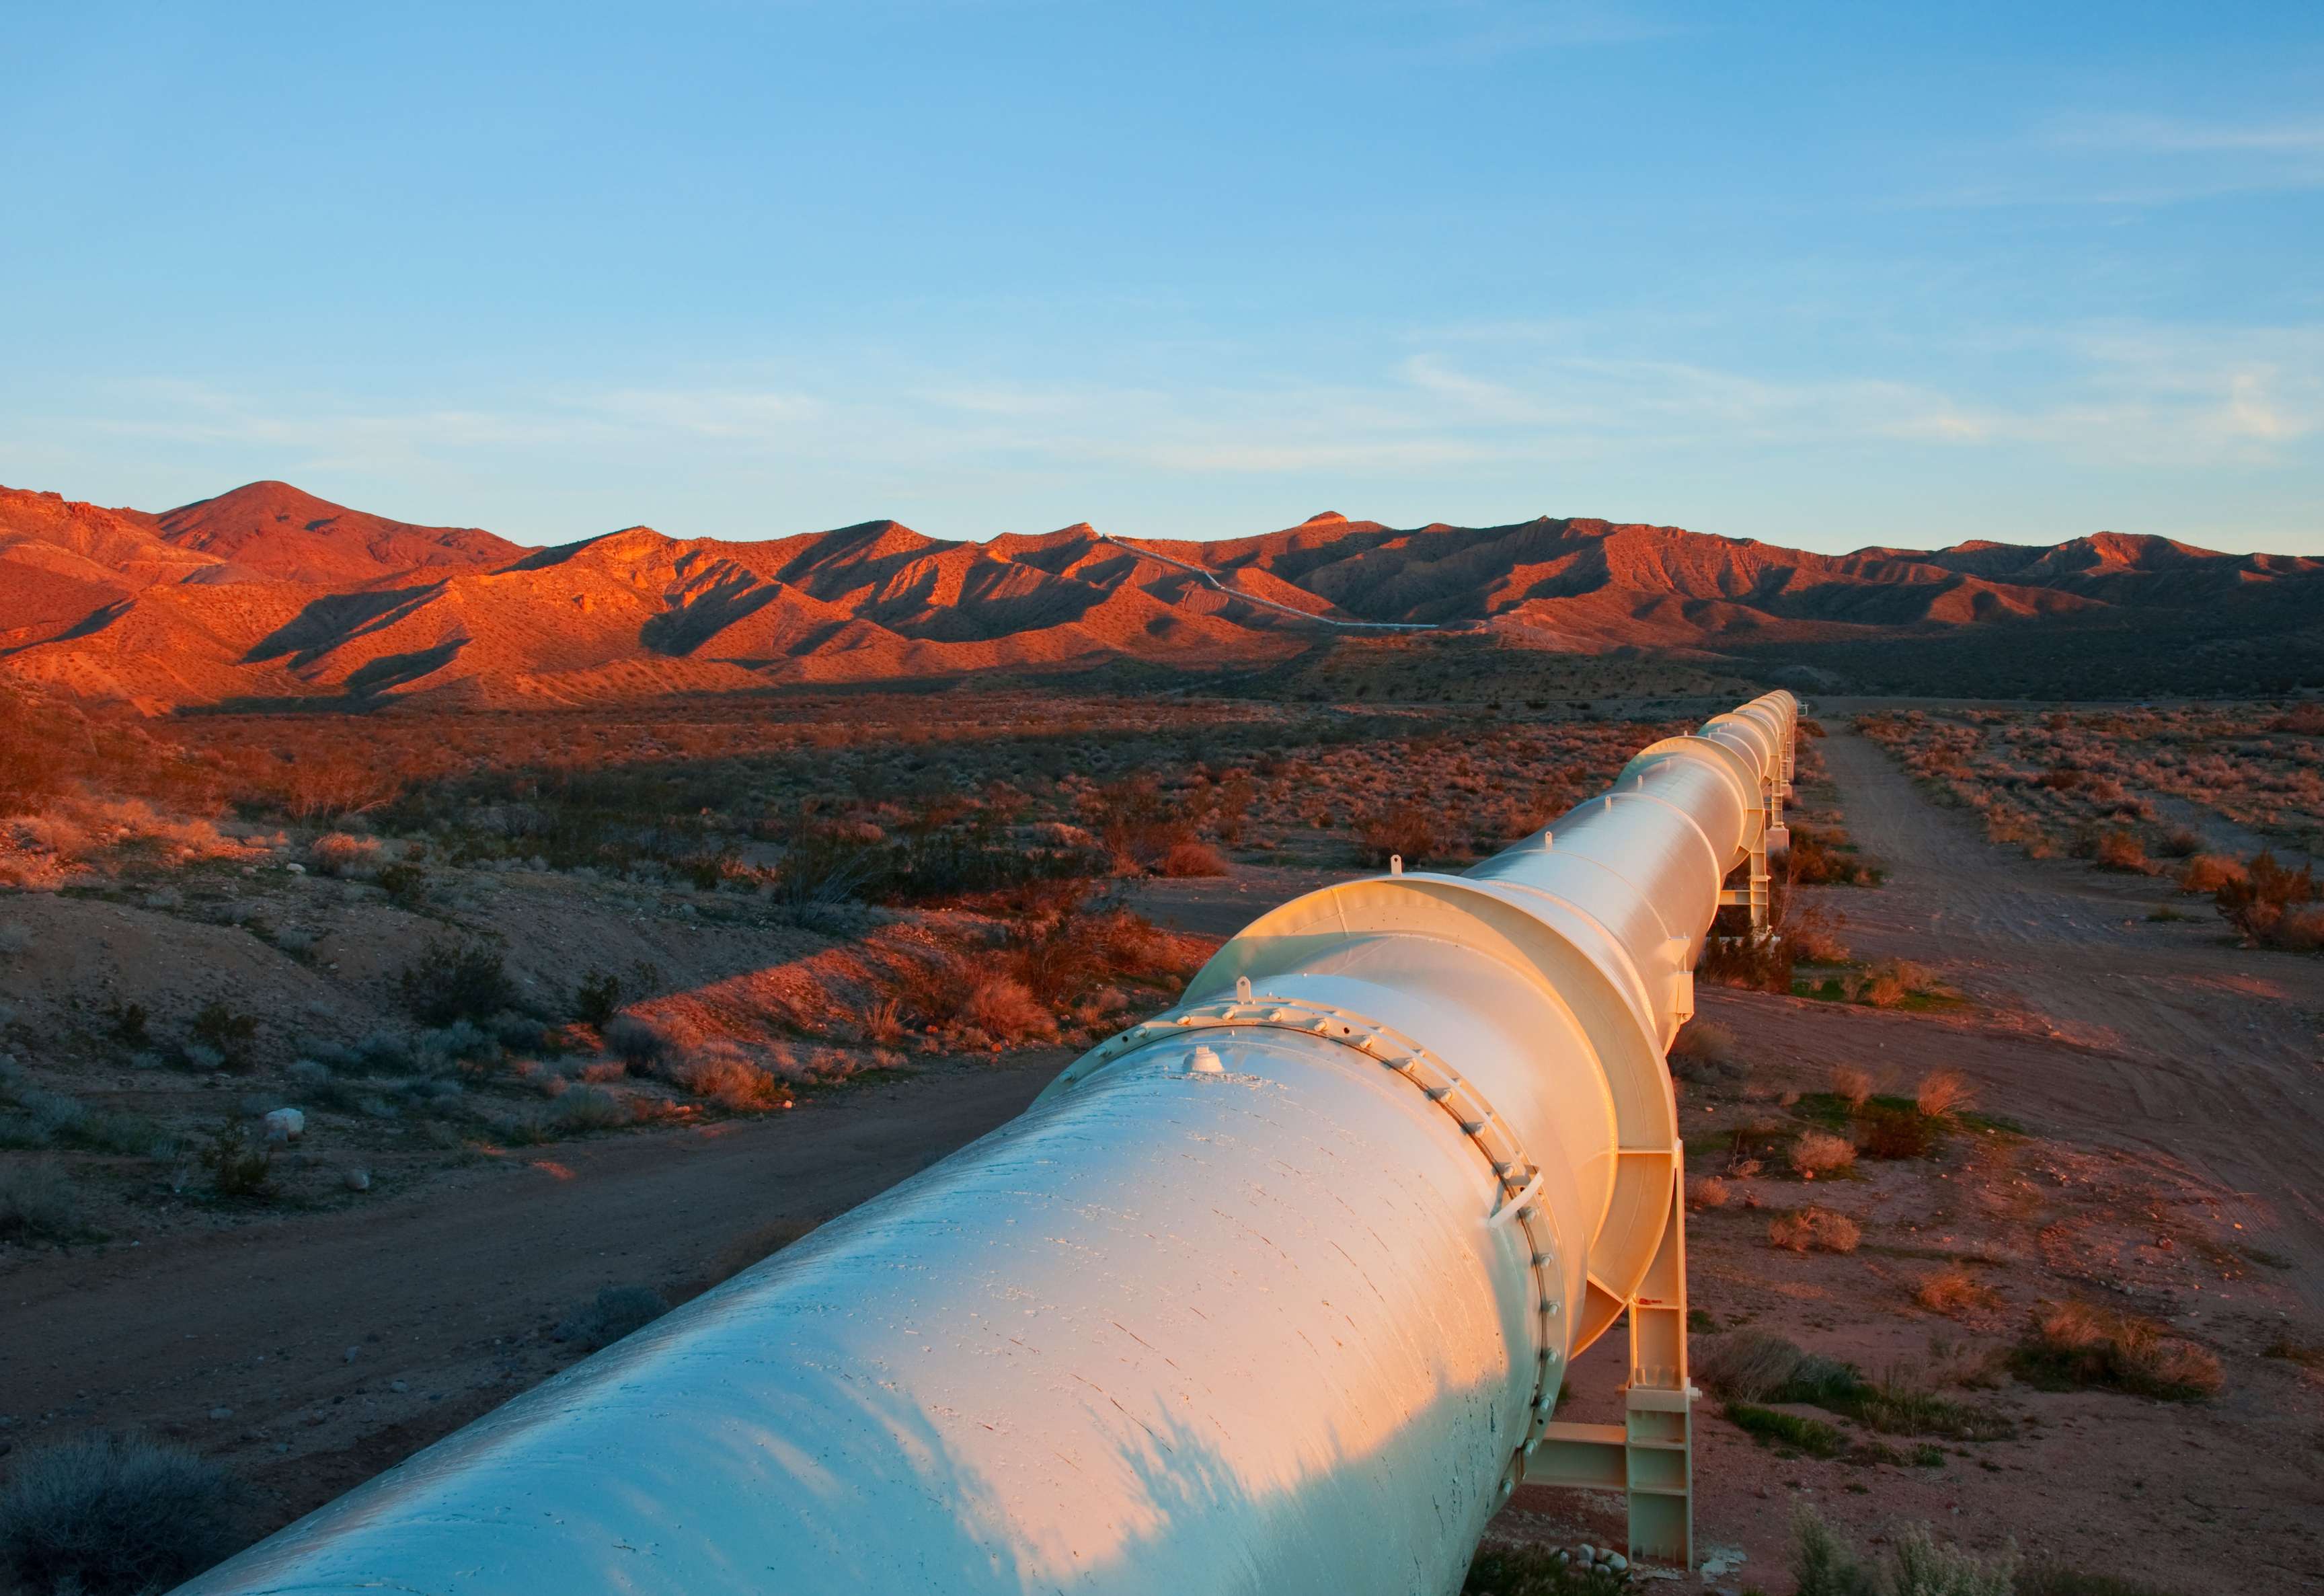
[174,692,1797,1596]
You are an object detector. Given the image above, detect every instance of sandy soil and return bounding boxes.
[1495,722,2324,1593]
[0,1059,1057,1556]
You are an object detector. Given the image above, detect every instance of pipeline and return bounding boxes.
[176,691,1797,1596]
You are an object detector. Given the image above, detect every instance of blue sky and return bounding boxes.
[5,1,2320,552]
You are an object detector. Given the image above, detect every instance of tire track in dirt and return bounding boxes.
[1815,726,2324,1305]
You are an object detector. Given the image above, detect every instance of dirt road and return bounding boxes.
[1814,726,2324,1305]
[0,1059,1057,1538]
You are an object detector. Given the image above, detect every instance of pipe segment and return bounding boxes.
[173,692,1797,1596]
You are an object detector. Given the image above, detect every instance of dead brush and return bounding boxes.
[959,977,1057,1046]
[1685,1175,1731,1211]
[1828,1065,1873,1109]
[1769,1205,1861,1253]
[1788,1131,1857,1179]
[1915,1265,2003,1318]
[1697,931,1791,995]
[1914,1068,1976,1118]
[1666,1018,1740,1082]
[2178,853,2246,894]
[2013,1299,2222,1400]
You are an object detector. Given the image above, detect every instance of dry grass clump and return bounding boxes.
[1914,1068,1976,1118]
[1789,1131,1857,1179]
[1828,1065,1873,1108]
[1684,1175,1731,1211]
[2013,1301,2222,1400]
[1915,1265,2003,1318]
[1768,1205,1861,1253]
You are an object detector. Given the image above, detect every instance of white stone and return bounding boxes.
[264,1107,305,1143]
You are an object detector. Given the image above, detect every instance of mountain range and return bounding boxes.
[3,478,2319,710]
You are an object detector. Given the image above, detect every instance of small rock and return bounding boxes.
[207,1407,232,1420]
[390,1379,409,1394]
[285,862,306,875]
[1606,1553,1627,1572]
[344,1346,361,1363]
[342,1167,371,1192]
[264,1108,305,1143]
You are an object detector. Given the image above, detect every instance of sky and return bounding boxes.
[4,1,2321,553]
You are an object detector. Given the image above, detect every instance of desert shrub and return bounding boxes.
[1727,1401,1845,1457]
[1790,1130,1856,1178]
[1354,802,1436,867]
[1859,1102,1937,1160]
[1695,1329,1806,1401]
[2091,829,2149,873]
[553,1284,670,1351]
[1789,823,1878,886]
[1915,1069,1974,1118]
[1853,957,1933,1008]
[1889,1521,2016,1596]
[0,921,30,958]
[602,1014,666,1067]
[0,1163,81,1242]
[2215,849,2320,950]
[574,969,624,1028]
[306,831,381,878]
[1830,1065,1873,1108]
[396,939,515,1025]
[1697,931,1791,993]
[669,1051,790,1110]
[375,861,428,903]
[1792,1504,1877,1596]
[1461,1544,1631,1595]
[2157,827,2202,859]
[200,1120,272,1197]
[1684,1174,1730,1211]
[2177,853,2244,894]
[960,976,1058,1045]
[0,1432,244,1593]
[188,1001,259,1071]
[1158,840,1227,878]
[2013,1301,2221,1400]
[1769,1205,1861,1253]
[1666,1018,1738,1081]
[547,1085,633,1134]
[1787,901,1852,964]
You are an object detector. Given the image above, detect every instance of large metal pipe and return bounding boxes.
[176,691,1797,1596]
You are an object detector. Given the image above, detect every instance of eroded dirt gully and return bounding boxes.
[0,1060,1056,1546]
[1814,724,2324,1305]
